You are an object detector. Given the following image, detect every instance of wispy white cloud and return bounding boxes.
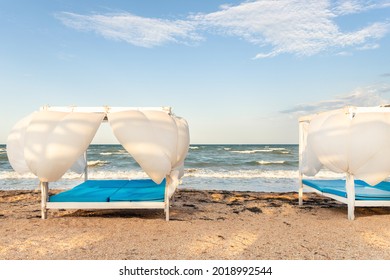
[56,0,390,57]
[281,84,390,114]
[332,0,390,15]
[192,0,390,58]
[56,12,202,47]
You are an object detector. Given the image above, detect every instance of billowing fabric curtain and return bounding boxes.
[166,116,190,197]
[7,111,104,182]
[299,120,322,176]
[7,109,190,192]
[305,108,390,185]
[172,116,190,174]
[108,110,190,185]
[6,112,35,175]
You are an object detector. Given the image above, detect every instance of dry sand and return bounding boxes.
[1,188,390,260]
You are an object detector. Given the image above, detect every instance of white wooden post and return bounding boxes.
[298,172,303,206]
[298,120,306,206]
[164,177,170,221]
[345,173,355,220]
[84,151,88,182]
[40,181,49,219]
[165,199,170,221]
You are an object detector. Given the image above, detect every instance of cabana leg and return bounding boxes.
[164,177,170,221]
[346,174,355,220]
[298,173,303,206]
[165,187,170,221]
[40,181,49,219]
[165,200,170,221]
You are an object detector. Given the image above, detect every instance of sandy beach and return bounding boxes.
[1,188,390,260]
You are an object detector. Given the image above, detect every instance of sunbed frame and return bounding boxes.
[40,180,171,221]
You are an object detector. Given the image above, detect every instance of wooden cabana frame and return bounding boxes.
[298,106,390,220]
[8,106,189,221]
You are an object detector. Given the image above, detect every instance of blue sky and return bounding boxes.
[1,0,390,144]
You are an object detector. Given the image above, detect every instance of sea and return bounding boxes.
[0,144,341,192]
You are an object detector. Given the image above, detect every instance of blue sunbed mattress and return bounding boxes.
[49,179,166,203]
[302,179,390,200]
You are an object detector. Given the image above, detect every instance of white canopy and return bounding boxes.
[7,106,190,194]
[299,106,390,186]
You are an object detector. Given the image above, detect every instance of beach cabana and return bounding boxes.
[6,106,190,221]
[298,106,390,220]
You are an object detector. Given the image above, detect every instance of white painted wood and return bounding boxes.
[345,173,355,220]
[46,178,171,220]
[298,120,306,206]
[46,201,165,209]
[40,106,172,114]
[164,176,170,221]
[40,181,48,219]
[299,106,390,123]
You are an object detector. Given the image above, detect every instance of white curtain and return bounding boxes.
[7,109,190,192]
[108,110,179,184]
[6,112,35,174]
[305,109,390,185]
[299,120,322,176]
[7,111,104,182]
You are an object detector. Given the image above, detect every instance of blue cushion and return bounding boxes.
[109,179,165,202]
[302,179,390,200]
[49,179,165,203]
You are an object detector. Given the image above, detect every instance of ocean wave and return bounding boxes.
[120,150,131,154]
[189,146,199,150]
[0,169,148,181]
[0,168,346,181]
[99,152,113,156]
[254,160,298,166]
[0,171,37,179]
[256,160,286,165]
[184,169,299,179]
[89,170,148,179]
[223,147,231,151]
[87,160,110,167]
[231,149,271,154]
[231,148,290,154]
[183,169,346,180]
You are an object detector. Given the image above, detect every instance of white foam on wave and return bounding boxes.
[189,146,199,150]
[0,168,346,181]
[0,171,36,179]
[87,160,110,167]
[99,152,113,156]
[183,169,346,180]
[257,160,285,165]
[231,149,271,154]
[114,150,128,155]
[87,170,148,179]
[184,169,299,179]
[0,169,148,181]
[231,147,291,154]
[0,170,85,180]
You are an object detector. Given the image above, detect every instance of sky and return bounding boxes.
[0,0,390,144]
